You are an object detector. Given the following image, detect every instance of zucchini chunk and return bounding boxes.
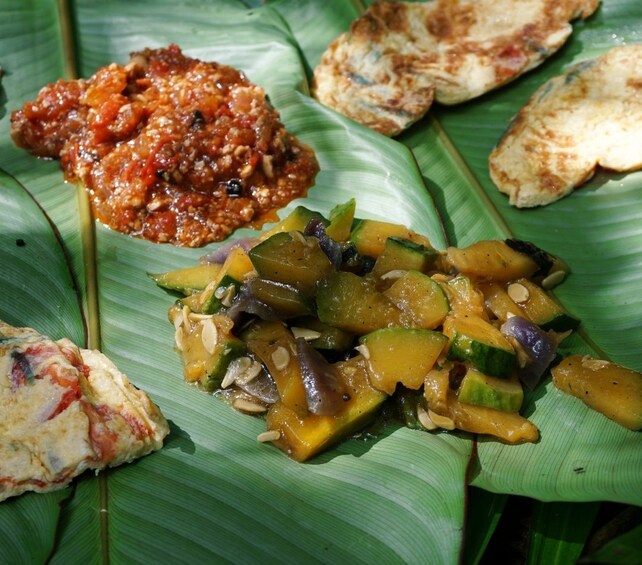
[249,231,334,295]
[325,198,356,242]
[443,315,516,379]
[316,272,401,334]
[179,246,254,314]
[383,270,450,330]
[149,263,221,294]
[350,219,433,258]
[259,205,328,241]
[372,237,438,278]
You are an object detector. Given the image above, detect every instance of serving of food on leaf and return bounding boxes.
[0,320,168,502]
[2,1,642,563]
[10,44,319,247]
[152,201,642,461]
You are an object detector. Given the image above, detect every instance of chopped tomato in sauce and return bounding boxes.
[11,44,319,247]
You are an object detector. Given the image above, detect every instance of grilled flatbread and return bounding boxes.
[489,45,642,207]
[0,320,169,502]
[312,0,600,136]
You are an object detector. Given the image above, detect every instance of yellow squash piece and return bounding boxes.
[264,355,387,461]
[552,355,642,430]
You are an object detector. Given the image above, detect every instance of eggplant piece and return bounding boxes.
[304,217,343,268]
[501,315,557,389]
[295,337,347,416]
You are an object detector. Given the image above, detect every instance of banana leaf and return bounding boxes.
[0,0,640,563]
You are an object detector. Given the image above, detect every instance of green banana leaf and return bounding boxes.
[0,1,640,563]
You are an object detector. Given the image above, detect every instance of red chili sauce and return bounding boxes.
[11,44,319,247]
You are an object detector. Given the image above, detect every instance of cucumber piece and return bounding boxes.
[443,315,516,379]
[372,237,438,278]
[445,240,540,282]
[316,272,401,335]
[259,206,328,241]
[149,263,221,294]
[264,355,387,461]
[350,219,433,258]
[510,278,580,332]
[249,231,334,295]
[360,327,448,395]
[383,270,450,330]
[326,199,356,242]
[457,367,524,412]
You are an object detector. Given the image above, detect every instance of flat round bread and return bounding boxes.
[312,0,600,136]
[489,44,642,207]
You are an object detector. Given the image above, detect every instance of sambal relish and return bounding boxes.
[11,44,319,247]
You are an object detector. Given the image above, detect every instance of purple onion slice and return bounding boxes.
[501,315,558,389]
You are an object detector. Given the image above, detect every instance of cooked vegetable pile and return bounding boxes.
[153,199,642,461]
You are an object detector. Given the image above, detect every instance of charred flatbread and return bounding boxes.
[312,0,600,136]
[489,44,642,207]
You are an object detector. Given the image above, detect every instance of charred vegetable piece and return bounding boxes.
[508,278,580,332]
[457,367,524,412]
[504,239,568,280]
[316,272,401,334]
[383,270,450,330]
[372,237,438,278]
[259,205,328,241]
[360,327,448,395]
[249,231,334,295]
[551,355,642,430]
[242,320,308,415]
[149,263,221,294]
[445,240,541,282]
[444,315,516,379]
[296,338,347,415]
[264,355,387,461]
[350,219,433,258]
